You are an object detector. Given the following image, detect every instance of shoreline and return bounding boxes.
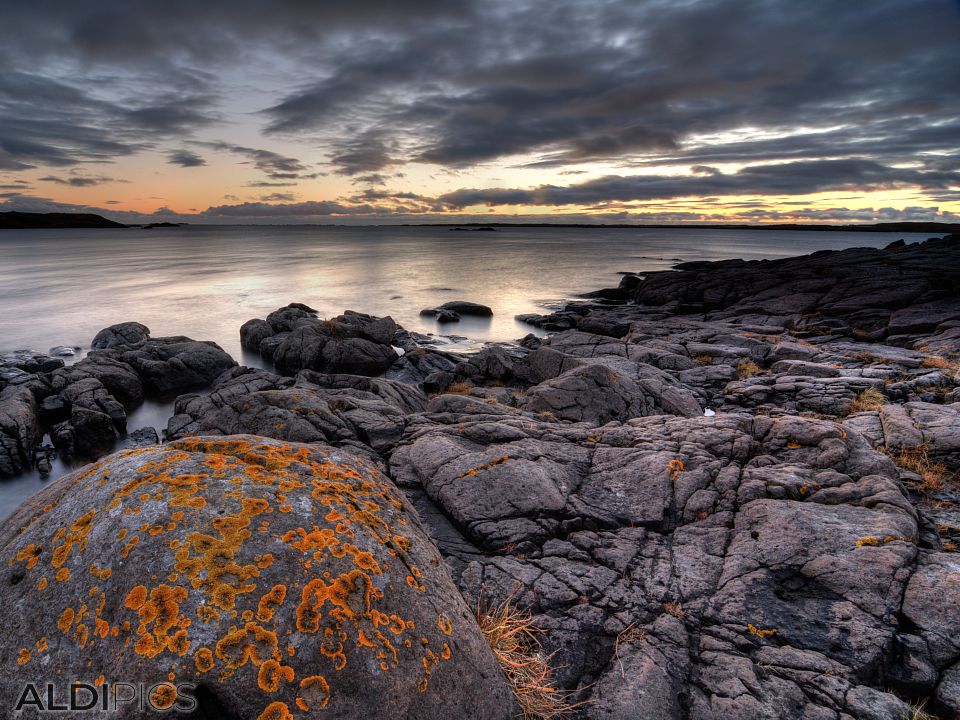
[1,233,958,717]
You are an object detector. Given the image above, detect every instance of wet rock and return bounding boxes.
[115,337,237,396]
[90,321,150,349]
[0,386,41,477]
[422,301,493,318]
[0,436,515,720]
[120,426,160,449]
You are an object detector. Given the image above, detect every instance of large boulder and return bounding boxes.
[0,436,515,720]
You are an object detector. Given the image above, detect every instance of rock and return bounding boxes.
[90,321,150,349]
[240,318,275,352]
[265,303,318,332]
[242,309,402,377]
[54,376,127,457]
[937,661,960,715]
[0,436,515,720]
[436,309,460,323]
[0,386,41,477]
[391,410,924,717]
[902,552,960,667]
[383,348,458,386]
[520,364,650,424]
[0,350,64,374]
[274,325,398,377]
[422,301,493,318]
[120,426,160,449]
[166,368,425,459]
[116,337,237,396]
[48,345,76,357]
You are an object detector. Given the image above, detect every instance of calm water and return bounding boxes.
[0,225,936,515]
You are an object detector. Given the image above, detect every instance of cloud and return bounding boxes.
[259,192,297,202]
[200,200,370,218]
[167,149,206,167]
[438,160,960,208]
[0,0,957,215]
[198,141,310,180]
[38,174,122,187]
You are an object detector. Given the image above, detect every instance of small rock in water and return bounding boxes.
[48,345,76,357]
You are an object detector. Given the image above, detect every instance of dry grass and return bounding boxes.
[613,624,647,679]
[445,381,473,395]
[920,354,960,372]
[886,444,951,495]
[849,387,887,413]
[662,601,689,619]
[850,350,880,364]
[736,360,761,379]
[476,597,582,719]
[900,698,937,720]
[692,354,713,366]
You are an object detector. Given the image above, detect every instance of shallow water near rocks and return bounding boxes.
[0,225,936,516]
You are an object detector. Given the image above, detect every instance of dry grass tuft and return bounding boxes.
[886,444,951,495]
[444,381,473,395]
[613,624,647,679]
[920,354,960,372]
[662,601,689,619]
[849,388,886,413]
[692,354,713,366]
[476,597,583,719]
[736,360,761,379]
[901,697,937,720]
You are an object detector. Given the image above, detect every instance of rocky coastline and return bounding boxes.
[1,234,958,719]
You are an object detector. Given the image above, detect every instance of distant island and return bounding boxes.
[0,211,126,229]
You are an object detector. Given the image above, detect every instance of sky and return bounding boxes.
[1,0,959,225]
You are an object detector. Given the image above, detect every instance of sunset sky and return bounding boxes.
[1,0,959,224]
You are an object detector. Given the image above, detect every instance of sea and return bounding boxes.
[0,224,939,515]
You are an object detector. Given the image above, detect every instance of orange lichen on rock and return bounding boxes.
[194,647,214,673]
[150,683,178,710]
[747,623,778,639]
[125,585,148,611]
[667,459,685,481]
[128,584,190,659]
[258,658,295,692]
[257,701,294,720]
[215,622,280,673]
[257,585,287,622]
[17,648,30,665]
[456,455,510,479]
[296,675,331,711]
[14,543,42,570]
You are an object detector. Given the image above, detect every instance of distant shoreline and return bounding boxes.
[407,221,960,233]
[2,211,957,233]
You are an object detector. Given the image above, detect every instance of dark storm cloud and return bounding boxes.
[438,160,960,208]
[1,0,958,209]
[258,0,960,180]
[167,150,206,168]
